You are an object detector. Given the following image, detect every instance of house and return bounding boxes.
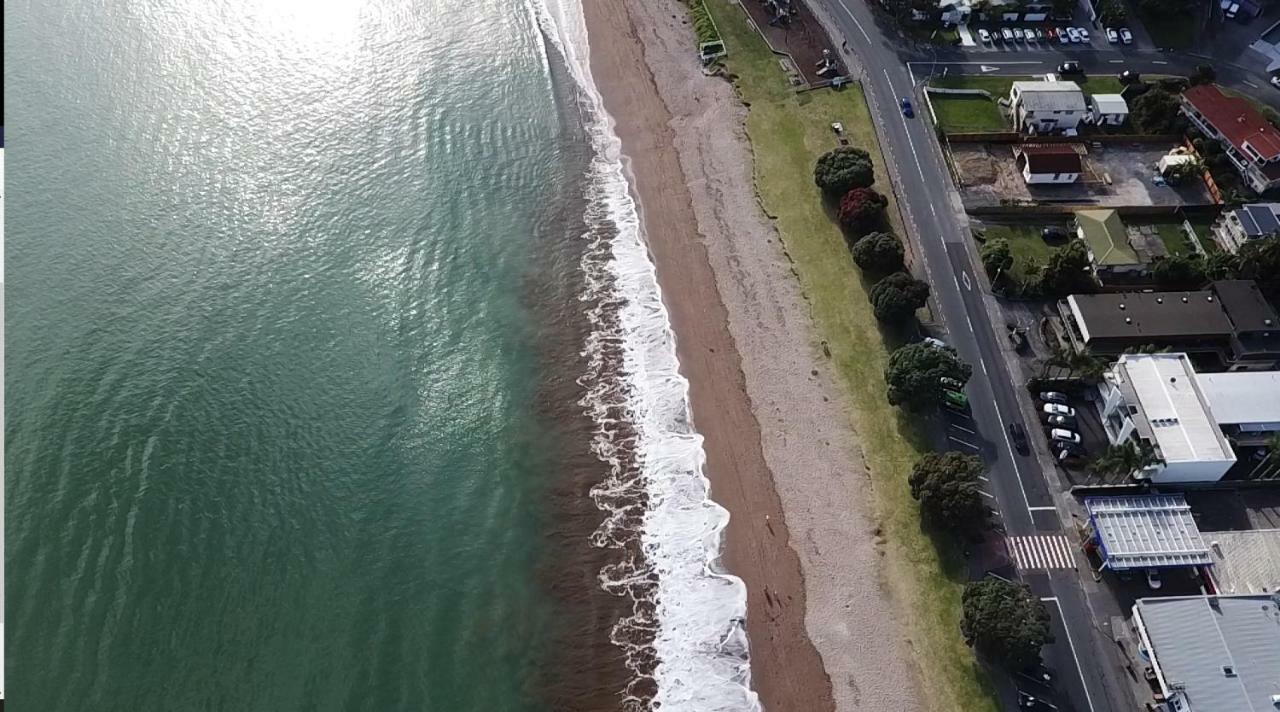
[1056,280,1280,368]
[1096,354,1238,482]
[1088,93,1129,126]
[1129,594,1280,712]
[1013,144,1081,184]
[1180,84,1280,193]
[939,0,970,24]
[1211,202,1280,253]
[1009,80,1086,134]
[1075,209,1143,279]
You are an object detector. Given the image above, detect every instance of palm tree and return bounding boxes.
[1092,440,1163,480]
[1245,434,1280,481]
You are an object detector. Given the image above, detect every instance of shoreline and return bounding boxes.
[583,0,927,710]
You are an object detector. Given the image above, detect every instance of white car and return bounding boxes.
[1043,403,1076,417]
[1146,568,1163,590]
[1025,27,1038,43]
[1050,429,1082,444]
[1119,27,1133,44]
[1001,27,1014,42]
[1013,27,1025,41]
[1078,27,1091,42]
[978,28,992,44]
[1106,27,1119,43]
[1066,26,1081,43]
[1271,75,1280,89]
[1057,27,1070,44]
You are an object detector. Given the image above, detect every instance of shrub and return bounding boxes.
[961,579,1053,669]
[814,146,875,198]
[908,452,988,531]
[980,237,1013,279]
[851,231,905,274]
[870,271,930,323]
[884,341,971,410]
[838,187,889,237]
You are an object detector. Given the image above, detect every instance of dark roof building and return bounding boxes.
[1058,280,1280,368]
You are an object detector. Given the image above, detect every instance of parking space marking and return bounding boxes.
[1008,534,1076,569]
[948,436,980,449]
[951,423,976,434]
[980,490,997,499]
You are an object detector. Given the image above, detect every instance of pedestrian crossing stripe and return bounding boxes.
[1008,535,1077,570]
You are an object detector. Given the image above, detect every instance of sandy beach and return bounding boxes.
[583,0,926,710]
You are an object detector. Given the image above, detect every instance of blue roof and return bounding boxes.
[1235,204,1280,237]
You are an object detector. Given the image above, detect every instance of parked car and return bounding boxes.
[1225,1,1240,18]
[1013,27,1025,41]
[1001,27,1014,42]
[1009,422,1030,455]
[978,28,992,43]
[1119,70,1140,83]
[1271,75,1280,89]
[1106,27,1119,43]
[1039,391,1069,404]
[1077,27,1090,42]
[1043,403,1075,417]
[944,389,969,410]
[1057,27,1070,44]
[1044,414,1077,428]
[1044,27,1056,40]
[1007,327,1029,352]
[1146,568,1163,589]
[900,98,914,118]
[1119,27,1133,44]
[1033,28,1045,41]
[1042,225,1071,240]
[1066,26,1081,42]
[940,377,965,391]
[1052,439,1085,456]
[923,336,948,349]
[1050,428,1082,444]
[1056,61,1083,76]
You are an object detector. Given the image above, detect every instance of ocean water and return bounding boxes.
[4,0,756,709]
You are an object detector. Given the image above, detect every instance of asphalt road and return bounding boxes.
[808,1,1154,710]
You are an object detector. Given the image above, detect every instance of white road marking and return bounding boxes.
[961,271,972,290]
[1108,59,1123,63]
[1008,535,1075,569]
[978,475,990,481]
[952,423,977,434]
[1245,80,1259,89]
[836,0,874,44]
[949,436,980,449]
[1042,596,1099,712]
[1153,60,1168,65]
[980,64,1000,72]
[979,358,989,376]
[981,490,997,499]
[1028,506,1057,511]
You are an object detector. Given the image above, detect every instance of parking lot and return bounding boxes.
[965,23,1138,52]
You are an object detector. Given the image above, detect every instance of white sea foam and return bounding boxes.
[527,0,761,710]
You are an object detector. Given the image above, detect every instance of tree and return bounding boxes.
[908,452,988,530]
[1150,253,1207,290]
[1130,89,1183,135]
[980,238,1014,280]
[1190,64,1217,86]
[1162,156,1204,185]
[1096,0,1127,22]
[870,271,930,323]
[1205,250,1241,280]
[884,341,972,410]
[814,147,875,198]
[839,187,889,237]
[1037,240,1095,297]
[961,579,1053,669]
[1236,236,1280,282]
[1091,440,1163,479]
[851,231,905,274]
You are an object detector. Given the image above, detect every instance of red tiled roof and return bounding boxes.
[1183,84,1280,160]
[1016,144,1083,174]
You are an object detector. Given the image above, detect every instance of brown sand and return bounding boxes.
[583,0,925,710]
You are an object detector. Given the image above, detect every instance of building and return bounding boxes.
[1084,495,1213,570]
[939,0,970,24]
[1076,208,1143,280]
[1057,280,1280,369]
[1009,80,1086,134]
[1180,84,1280,194]
[1198,369,1280,444]
[1210,202,1280,253]
[1206,529,1280,594]
[1097,354,1238,482]
[1130,594,1280,712]
[1014,144,1081,184]
[1088,93,1129,126]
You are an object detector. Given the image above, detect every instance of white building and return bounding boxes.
[1013,144,1082,184]
[1088,93,1129,126]
[1198,369,1280,444]
[1009,80,1086,134]
[1211,202,1280,254]
[1098,353,1237,483]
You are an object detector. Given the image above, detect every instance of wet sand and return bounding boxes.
[583,0,926,710]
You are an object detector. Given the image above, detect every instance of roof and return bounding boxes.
[1213,279,1280,333]
[1198,370,1280,426]
[1012,80,1087,112]
[1111,353,1235,465]
[1206,529,1280,594]
[1017,144,1083,174]
[1065,291,1235,342]
[1133,594,1280,712]
[1076,209,1139,266]
[1182,84,1280,160]
[1085,494,1213,569]
[1090,93,1129,114]
[1230,203,1280,238]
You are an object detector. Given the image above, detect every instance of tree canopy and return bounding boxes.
[961,579,1053,669]
[980,238,1014,280]
[1237,236,1280,283]
[908,452,988,531]
[1091,440,1163,478]
[814,147,875,198]
[1150,253,1207,290]
[884,342,972,410]
[1036,240,1095,296]
[870,271,930,323]
[1204,250,1241,281]
[1130,88,1183,135]
[851,231,905,274]
[838,187,889,237]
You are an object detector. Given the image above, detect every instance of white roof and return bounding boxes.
[1198,371,1280,426]
[1117,354,1233,463]
[1207,529,1280,594]
[1091,93,1129,114]
[1086,494,1212,570]
[1012,81,1086,111]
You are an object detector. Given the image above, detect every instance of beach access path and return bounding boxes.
[583,0,926,710]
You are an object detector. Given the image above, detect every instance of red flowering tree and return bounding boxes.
[838,187,888,238]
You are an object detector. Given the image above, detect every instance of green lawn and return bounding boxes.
[707,1,998,709]
[931,95,1008,133]
[975,223,1069,281]
[1189,217,1221,252]
[1151,222,1197,256]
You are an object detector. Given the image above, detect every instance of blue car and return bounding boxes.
[900,97,914,118]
